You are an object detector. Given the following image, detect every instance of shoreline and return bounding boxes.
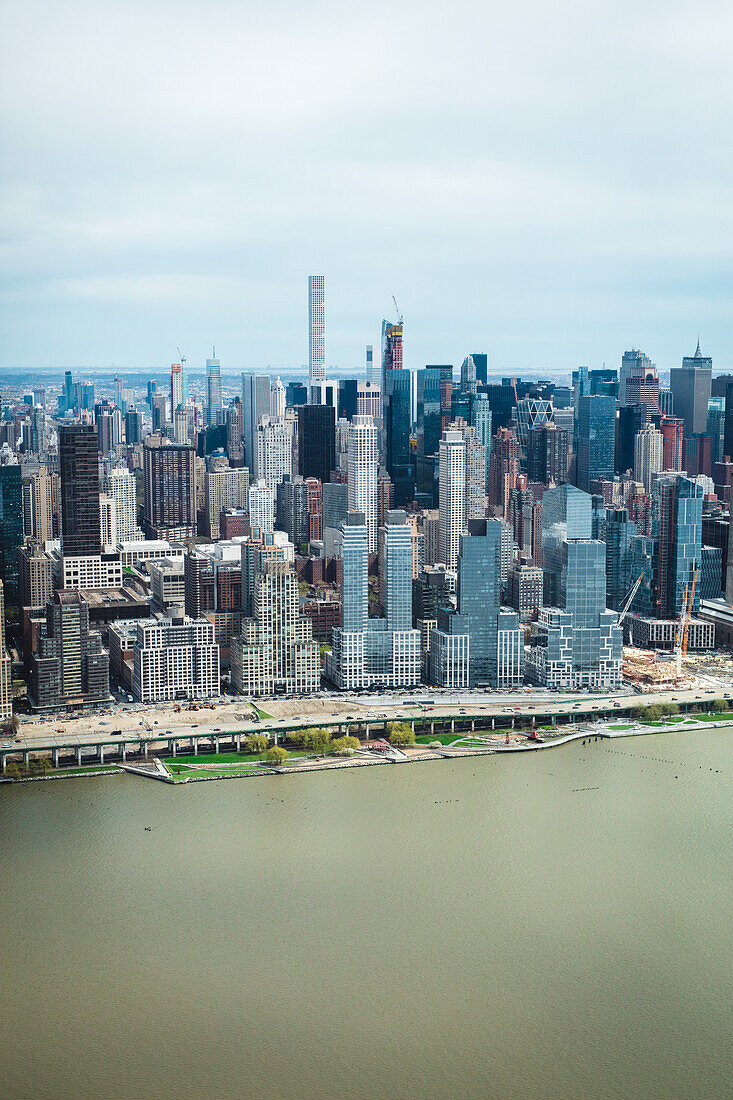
[6,719,732,786]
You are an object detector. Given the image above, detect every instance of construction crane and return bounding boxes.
[177,345,186,366]
[674,567,699,675]
[617,572,645,628]
[681,567,699,658]
[392,296,403,325]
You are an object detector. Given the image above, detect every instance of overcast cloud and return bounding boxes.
[1,0,732,375]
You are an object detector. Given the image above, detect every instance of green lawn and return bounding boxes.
[609,723,635,730]
[415,734,461,746]
[256,707,274,720]
[162,751,264,766]
[171,766,266,779]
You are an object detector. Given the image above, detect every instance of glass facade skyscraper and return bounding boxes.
[431,518,523,688]
[326,510,420,689]
[528,485,621,688]
[0,463,23,605]
[575,395,616,493]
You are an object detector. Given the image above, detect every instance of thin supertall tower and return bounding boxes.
[308,275,325,388]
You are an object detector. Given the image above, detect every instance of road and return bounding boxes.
[4,682,731,754]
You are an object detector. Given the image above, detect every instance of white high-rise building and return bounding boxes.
[206,350,222,427]
[103,467,140,543]
[347,415,378,552]
[308,275,325,387]
[438,429,466,570]
[99,494,117,547]
[248,479,275,532]
[171,362,183,412]
[634,424,664,492]
[255,417,292,495]
[270,376,286,422]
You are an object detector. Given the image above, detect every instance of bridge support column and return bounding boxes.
[143,741,148,758]
[52,748,58,768]
[193,737,198,754]
[491,718,495,729]
[430,721,434,736]
[236,734,241,751]
[215,736,220,754]
[121,743,127,762]
[99,745,104,764]
[76,747,82,765]
[24,751,29,767]
[471,720,475,733]
[451,719,455,734]
[1,753,5,772]
[365,724,370,738]
[511,719,515,729]
[171,740,177,757]
[411,720,415,732]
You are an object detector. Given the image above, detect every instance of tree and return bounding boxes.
[332,735,360,754]
[244,734,268,754]
[265,746,289,765]
[4,760,21,780]
[658,702,679,716]
[289,727,331,753]
[387,721,415,747]
[710,698,727,713]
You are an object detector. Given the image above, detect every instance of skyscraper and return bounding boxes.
[29,591,109,710]
[270,377,286,422]
[460,355,477,395]
[0,581,12,721]
[430,519,524,688]
[142,436,196,540]
[603,507,637,610]
[670,340,712,437]
[308,275,326,388]
[255,417,292,495]
[325,510,420,689]
[231,561,320,696]
[575,395,615,493]
[171,361,183,413]
[633,424,663,491]
[438,429,466,570]
[206,350,222,426]
[298,404,336,484]
[416,365,453,503]
[347,415,378,552]
[382,320,414,505]
[527,422,568,485]
[103,467,139,543]
[0,463,22,605]
[660,416,684,471]
[526,485,622,689]
[619,349,659,417]
[242,373,271,475]
[59,424,101,557]
[487,427,519,515]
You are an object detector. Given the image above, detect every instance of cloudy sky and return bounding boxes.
[1,0,731,376]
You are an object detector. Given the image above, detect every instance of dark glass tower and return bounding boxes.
[0,464,23,604]
[575,395,616,493]
[298,404,336,484]
[59,424,101,556]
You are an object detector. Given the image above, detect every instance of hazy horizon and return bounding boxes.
[2,0,731,372]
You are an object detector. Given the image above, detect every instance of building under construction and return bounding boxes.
[622,647,696,691]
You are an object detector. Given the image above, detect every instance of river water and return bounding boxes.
[2,729,733,1099]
